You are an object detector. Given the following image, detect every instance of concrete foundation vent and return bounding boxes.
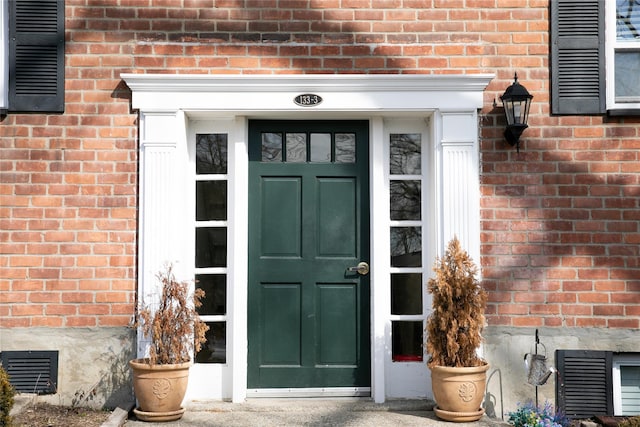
[0,350,58,394]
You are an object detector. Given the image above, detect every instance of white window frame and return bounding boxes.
[187,119,240,401]
[1,0,8,111]
[605,0,640,111]
[384,118,433,399]
[613,353,640,415]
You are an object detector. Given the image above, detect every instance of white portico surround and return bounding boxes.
[122,74,493,403]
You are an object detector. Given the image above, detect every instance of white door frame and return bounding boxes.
[123,73,493,403]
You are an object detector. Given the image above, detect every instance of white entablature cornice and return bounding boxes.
[121,73,494,113]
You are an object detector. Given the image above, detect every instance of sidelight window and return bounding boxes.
[194,133,228,364]
[389,132,425,363]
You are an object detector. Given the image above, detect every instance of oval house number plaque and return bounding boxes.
[294,94,322,107]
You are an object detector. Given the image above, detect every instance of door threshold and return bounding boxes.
[247,387,371,398]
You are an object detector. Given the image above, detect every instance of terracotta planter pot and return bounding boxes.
[129,359,191,422]
[430,363,489,422]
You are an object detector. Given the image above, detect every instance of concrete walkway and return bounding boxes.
[122,399,511,427]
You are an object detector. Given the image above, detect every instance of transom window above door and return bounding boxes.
[261,131,356,163]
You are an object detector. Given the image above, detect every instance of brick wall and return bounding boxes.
[1,0,638,330]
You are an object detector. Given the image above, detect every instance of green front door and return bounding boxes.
[248,120,370,389]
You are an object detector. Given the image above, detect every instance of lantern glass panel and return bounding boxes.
[523,98,531,123]
[514,100,526,124]
[503,99,515,125]
[503,97,531,126]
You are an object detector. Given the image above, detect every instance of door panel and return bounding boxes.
[317,283,358,365]
[248,120,370,390]
[261,283,301,365]
[317,178,357,257]
[261,177,302,257]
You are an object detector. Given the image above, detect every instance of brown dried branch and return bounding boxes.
[136,263,209,365]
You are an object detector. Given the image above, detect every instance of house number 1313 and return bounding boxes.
[294,94,322,107]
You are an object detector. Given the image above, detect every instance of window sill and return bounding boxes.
[607,108,640,116]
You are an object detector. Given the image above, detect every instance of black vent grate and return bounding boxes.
[556,350,613,419]
[0,351,58,394]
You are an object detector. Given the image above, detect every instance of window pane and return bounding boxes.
[195,274,226,316]
[620,365,640,415]
[195,227,227,268]
[390,227,422,267]
[195,322,226,364]
[390,180,421,220]
[390,133,421,175]
[335,133,356,163]
[391,273,422,315]
[615,51,640,101]
[196,134,227,174]
[616,1,640,40]
[262,132,283,162]
[196,181,227,221]
[310,133,331,162]
[392,321,423,362]
[286,133,307,162]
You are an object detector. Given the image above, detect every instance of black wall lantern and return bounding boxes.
[500,73,533,153]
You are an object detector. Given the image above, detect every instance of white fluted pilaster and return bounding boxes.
[437,111,481,266]
[136,111,185,358]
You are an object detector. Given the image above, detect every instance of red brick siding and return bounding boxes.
[1,0,638,329]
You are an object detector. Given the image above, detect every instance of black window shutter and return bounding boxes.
[556,350,613,419]
[9,0,65,113]
[550,0,605,115]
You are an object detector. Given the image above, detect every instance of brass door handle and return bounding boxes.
[346,262,369,276]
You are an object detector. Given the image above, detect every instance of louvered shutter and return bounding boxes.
[550,0,605,115]
[9,0,65,113]
[556,350,613,419]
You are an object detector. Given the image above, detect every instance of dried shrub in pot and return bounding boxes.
[136,264,209,365]
[426,236,487,368]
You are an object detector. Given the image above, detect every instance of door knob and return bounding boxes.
[346,261,369,276]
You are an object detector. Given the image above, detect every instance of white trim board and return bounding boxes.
[122,73,493,114]
[247,388,371,398]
